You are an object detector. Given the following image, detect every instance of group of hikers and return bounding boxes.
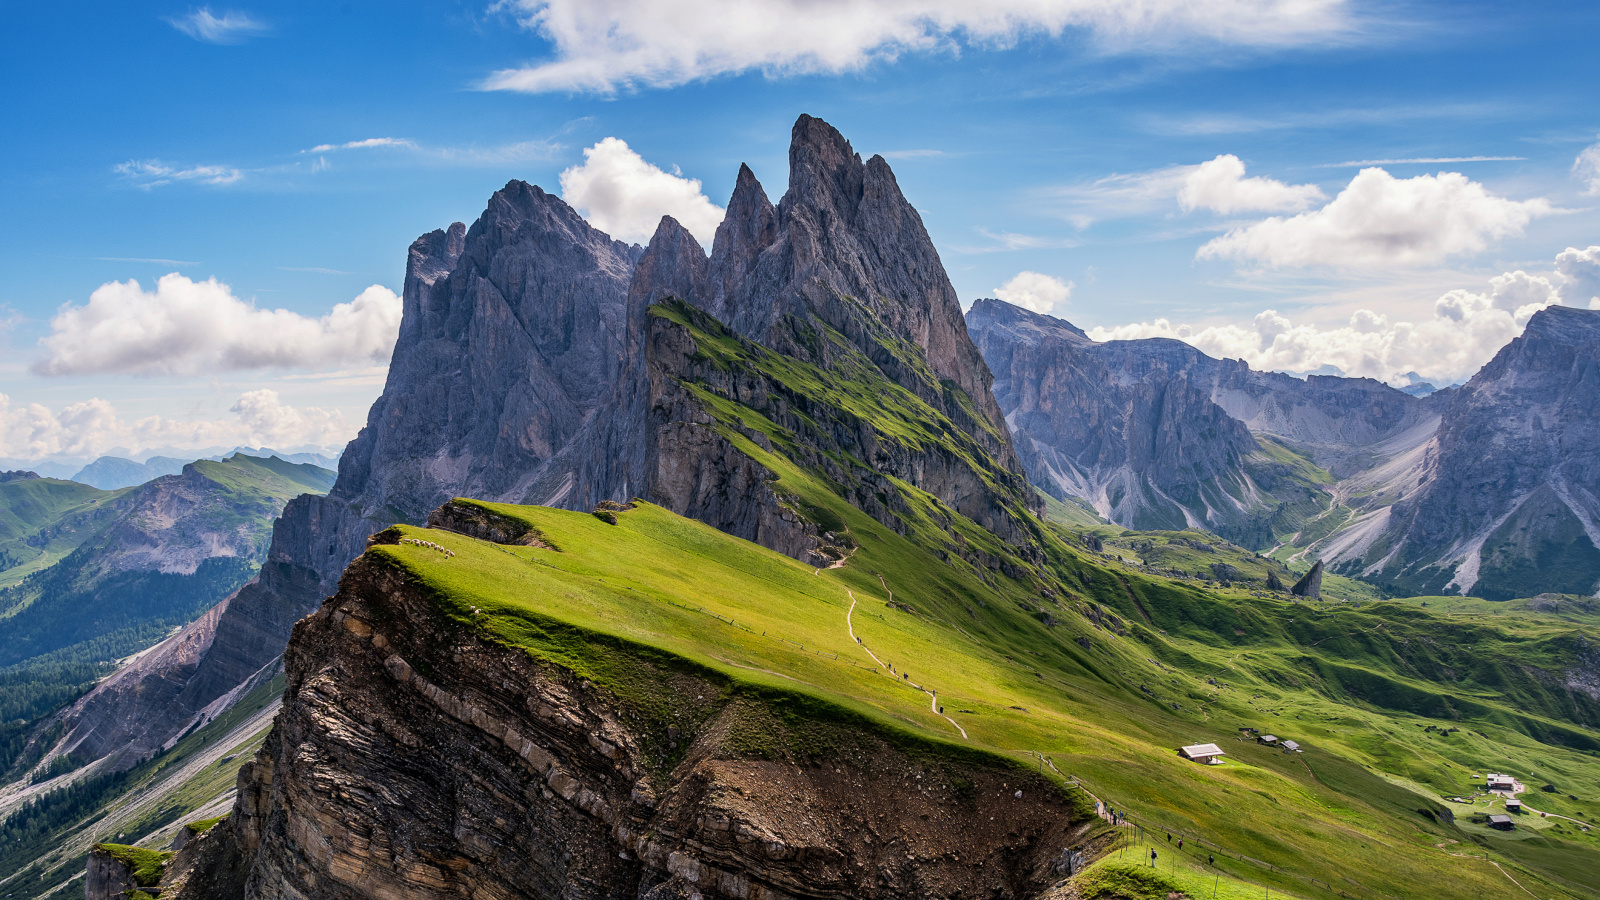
[1102,803,1216,871]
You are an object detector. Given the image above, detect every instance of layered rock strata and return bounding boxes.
[175,535,1093,900]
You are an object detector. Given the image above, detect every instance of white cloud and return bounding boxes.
[993,271,1073,313]
[1197,167,1552,267]
[167,8,270,44]
[1178,154,1324,214]
[0,390,349,460]
[483,0,1352,94]
[1048,155,1320,226]
[305,137,417,153]
[559,138,724,246]
[1316,156,1524,168]
[1047,166,1190,228]
[1556,245,1600,308]
[115,160,243,188]
[34,275,401,377]
[1575,137,1600,194]
[1087,248,1596,385]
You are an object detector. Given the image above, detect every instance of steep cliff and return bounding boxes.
[175,509,1095,900]
[1348,306,1600,598]
[41,186,642,772]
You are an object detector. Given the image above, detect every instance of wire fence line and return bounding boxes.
[1055,771,1398,900]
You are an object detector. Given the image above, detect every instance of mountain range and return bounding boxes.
[4,117,1599,900]
[0,454,334,775]
[968,297,1600,600]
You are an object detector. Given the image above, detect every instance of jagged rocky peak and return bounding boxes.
[706,117,1008,428]
[335,180,643,523]
[1359,304,1600,599]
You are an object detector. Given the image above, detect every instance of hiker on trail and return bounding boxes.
[1150,849,1158,867]
[1166,833,1171,842]
[1208,854,1214,866]
[1178,839,1183,850]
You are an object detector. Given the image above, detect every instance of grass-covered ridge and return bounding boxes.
[376,495,1600,900]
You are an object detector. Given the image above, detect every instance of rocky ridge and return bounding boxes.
[171,530,1093,900]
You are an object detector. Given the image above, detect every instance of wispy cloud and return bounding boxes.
[95,256,199,266]
[303,137,418,153]
[1317,156,1525,168]
[114,160,243,188]
[1575,136,1600,194]
[299,136,561,166]
[434,139,563,165]
[951,228,1080,254]
[1142,102,1507,136]
[277,266,355,275]
[167,7,270,44]
[880,149,948,160]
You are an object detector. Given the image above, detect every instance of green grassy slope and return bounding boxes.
[620,298,1600,897]
[370,494,1600,900]
[0,477,130,592]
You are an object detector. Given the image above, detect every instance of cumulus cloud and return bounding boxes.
[0,390,349,460]
[993,271,1073,313]
[1178,155,1324,214]
[167,8,270,44]
[559,138,724,246]
[115,160,243,188]
[34,274,401,377]
[483,0,1352,93]
[1575,137,1600,194]
[1049,154,1320,226]
[1197,167,1552,267]
[1556,245,1600,308]
[1089,247,1600,384]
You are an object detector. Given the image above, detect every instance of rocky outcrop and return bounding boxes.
[86,847,137,900]
[1290,561,1323,599]
[1352,306,1600,599]
[172,542,1093,900]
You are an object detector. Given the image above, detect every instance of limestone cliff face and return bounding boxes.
[173,538,1091,900]
[1358,306,1600,598]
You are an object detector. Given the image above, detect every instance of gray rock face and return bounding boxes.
[702,118,1019,479]
[968,299,1433,545]
[85,847,137,900]
[49,186,642,770]
[631,119,1037,551]
[1291,561,1324,599]
[1356,306,1600,599]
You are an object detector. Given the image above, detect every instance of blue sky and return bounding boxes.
[2,0,1598,462]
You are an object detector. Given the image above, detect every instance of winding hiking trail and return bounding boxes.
[845,589,967,739]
